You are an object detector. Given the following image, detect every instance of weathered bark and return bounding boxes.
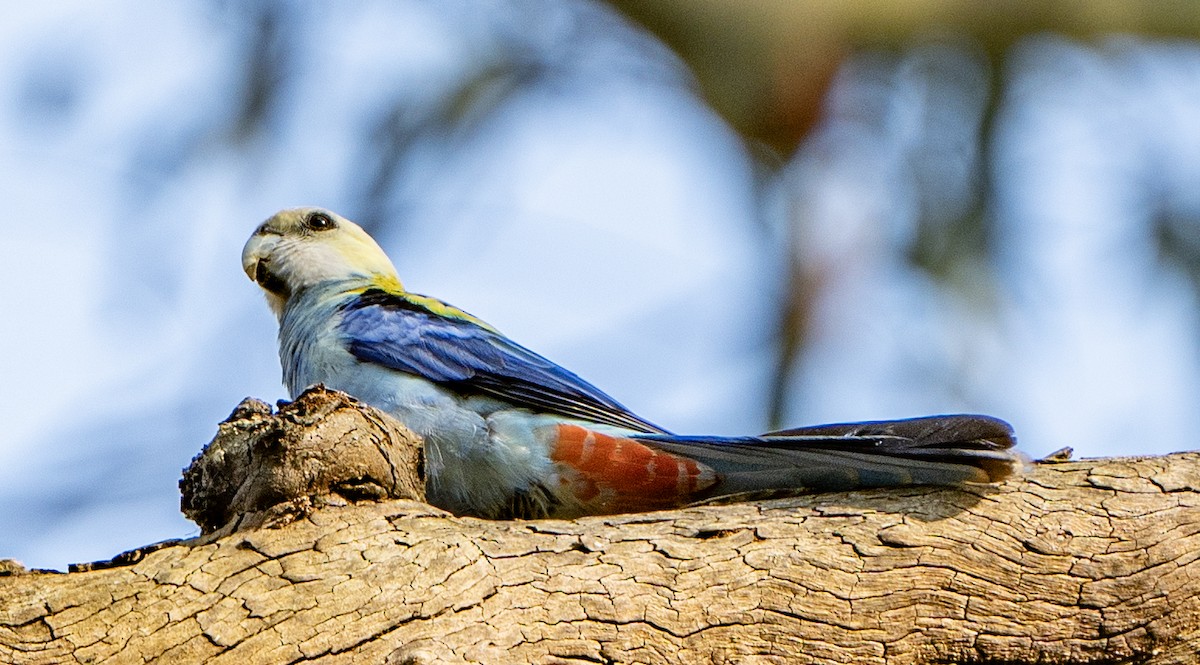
[2,389,1199,664]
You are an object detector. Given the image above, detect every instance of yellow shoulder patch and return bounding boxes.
[368,274,406,294]
[403,292,500,332]
[354,276,500,333]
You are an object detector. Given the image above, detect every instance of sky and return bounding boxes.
[3,2,1200,570]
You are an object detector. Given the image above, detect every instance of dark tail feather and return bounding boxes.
[635,414,1020,497]
[763,414,1018,482]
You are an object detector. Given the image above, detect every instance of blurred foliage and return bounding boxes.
[1156,211,1200,309]
[351,57,547,236]
[227,0,291,142]
[608,0,1200,425]
[608,0,1200,155]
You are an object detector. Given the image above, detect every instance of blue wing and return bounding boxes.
[338,288,666,433]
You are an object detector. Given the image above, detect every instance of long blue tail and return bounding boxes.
[634,414,1019,497]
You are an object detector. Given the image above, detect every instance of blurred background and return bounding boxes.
[4,0,1200,570]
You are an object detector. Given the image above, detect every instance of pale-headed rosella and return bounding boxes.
[242,207,1019,519]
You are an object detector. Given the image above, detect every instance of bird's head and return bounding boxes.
[242,207,401,319]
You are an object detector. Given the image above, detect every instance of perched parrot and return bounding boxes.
[242,207,1019,519]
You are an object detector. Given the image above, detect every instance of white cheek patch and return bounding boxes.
[276,238,362,288]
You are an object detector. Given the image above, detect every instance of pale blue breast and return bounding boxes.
[276,280,556,516]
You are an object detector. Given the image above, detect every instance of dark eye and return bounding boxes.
[305,211,336,231]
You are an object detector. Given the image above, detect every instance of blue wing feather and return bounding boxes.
[338,288,666,433]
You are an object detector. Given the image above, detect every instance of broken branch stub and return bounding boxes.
[179,386,425,535]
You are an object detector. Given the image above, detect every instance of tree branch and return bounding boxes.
[2,388,1198,664]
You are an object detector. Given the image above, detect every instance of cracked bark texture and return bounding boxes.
[2,392,1200,664]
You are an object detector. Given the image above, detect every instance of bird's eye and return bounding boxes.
[305,211,336,231]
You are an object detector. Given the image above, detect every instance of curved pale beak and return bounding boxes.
[243,230,293,298]
[241,232,277,284]
[242,231,291,319]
